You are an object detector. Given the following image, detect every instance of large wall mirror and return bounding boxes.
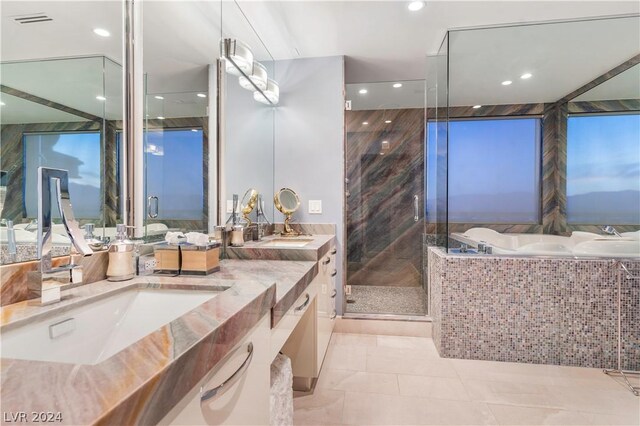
[0,1,123,265]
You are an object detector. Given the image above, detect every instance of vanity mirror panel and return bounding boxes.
[1,0,123,264]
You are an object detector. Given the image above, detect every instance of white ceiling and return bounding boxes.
[346,80,426,110]
[1,0,639,120]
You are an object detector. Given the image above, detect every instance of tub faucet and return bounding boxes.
[1,219,17,256]
[602,225,622,237]
[28,167,93,305]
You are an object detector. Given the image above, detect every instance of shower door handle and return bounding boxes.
[147,196,159,218]
[413,195,419,222]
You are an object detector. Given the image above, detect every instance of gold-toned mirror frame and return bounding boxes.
[274,187,300,236]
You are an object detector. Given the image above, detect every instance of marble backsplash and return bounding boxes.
[0,250,108,306]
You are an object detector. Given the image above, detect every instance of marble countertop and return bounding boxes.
[216,259,318,326]
[0,256,320,425]
[226,234,335,262]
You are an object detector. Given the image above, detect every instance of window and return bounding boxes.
[24,132,101,219]
[426,118,541,223]
[144,129,204,219]
[567,114,640,224]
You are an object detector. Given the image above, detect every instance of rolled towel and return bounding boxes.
[165,231,185,245]
[185,232,209,246]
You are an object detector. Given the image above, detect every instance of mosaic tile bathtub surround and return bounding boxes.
[428,248,640,370]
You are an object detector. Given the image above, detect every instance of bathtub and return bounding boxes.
[451,227,640,258]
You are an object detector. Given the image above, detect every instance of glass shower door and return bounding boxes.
[345,80,427,316]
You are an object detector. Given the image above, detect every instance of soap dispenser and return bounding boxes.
[107,224,135,281]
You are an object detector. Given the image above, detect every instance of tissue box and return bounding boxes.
[180,242,221,275]
[154,244,180,274]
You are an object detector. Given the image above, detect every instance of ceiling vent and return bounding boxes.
[12,13,53,24]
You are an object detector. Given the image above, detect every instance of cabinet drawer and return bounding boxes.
[161,315,270,426]
[270,281,318,361]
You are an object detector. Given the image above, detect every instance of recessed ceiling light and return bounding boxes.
[359,89,368,95]
[472,105,482,109]
[385,120,392,124]
[154,95,164,100]
[197,93,207,98]
[501,80,512,86]
[408,1,425,11]
[362,121,368,125]
[96,95,106,101]
[520,73,532,80]
[93,28,110,37]
[157,116,165,120]
[191,129,198,132]
[393,83,403,88]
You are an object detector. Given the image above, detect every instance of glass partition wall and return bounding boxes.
[443,15,640,258]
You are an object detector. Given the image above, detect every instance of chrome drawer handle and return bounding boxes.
[330,310,337,320]
[200,342,253,403]
[331,289,337,298]
[322,257,330,265]
[331,269,337,277]
[330,248,337,255]
[295,293,310,312]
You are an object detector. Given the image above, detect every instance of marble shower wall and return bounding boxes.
[346,109,424,288]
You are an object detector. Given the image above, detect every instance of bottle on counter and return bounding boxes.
[231,224,245,247]
[107,224,135,281]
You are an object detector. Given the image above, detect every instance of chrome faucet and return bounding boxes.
[1,219,17,256]
[602,225,622,237]
[28,167,93,305]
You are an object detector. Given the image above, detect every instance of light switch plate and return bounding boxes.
[309,200,322,214]
[226,200,234,213]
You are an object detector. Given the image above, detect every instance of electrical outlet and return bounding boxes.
[309,200,322,214]
[345,285,352,295]
[226,200,234,213]
[144,257,157,271]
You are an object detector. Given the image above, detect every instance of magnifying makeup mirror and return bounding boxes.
[241,188,258,225]
[274,188,301,236]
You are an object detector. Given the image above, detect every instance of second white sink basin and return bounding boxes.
[260,238,314,248]
[0,288,222,365]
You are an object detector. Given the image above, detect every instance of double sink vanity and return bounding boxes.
[0,233,337,425]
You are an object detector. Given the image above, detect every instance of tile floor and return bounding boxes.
[294,333,640,425]
[345,286,427,316]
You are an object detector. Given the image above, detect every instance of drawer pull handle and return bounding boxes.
[331,289,337,298]
[331,269,337,277]
[295,293,311,312]
[330,248,337,255]
[330,310,337,320]
[200,342,254,403]
[322,257,330,265]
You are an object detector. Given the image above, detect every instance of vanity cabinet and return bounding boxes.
[316,245,337,376]
[160,315,271,426]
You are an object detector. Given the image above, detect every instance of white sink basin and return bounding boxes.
[259,238,314,248]
[0,288,222,365]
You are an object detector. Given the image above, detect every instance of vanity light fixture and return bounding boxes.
[96,95,106,101]
[239,61,268,91]
[93,28,110,37]
[408,1,425,11]
[385,120,392,124]
[359,89,368,95]
[520,73,533,79]
[196,93,207,98]
[393,83,403,88]
[154,95,164,100]
[221,39,254,76]
[253,79,279,105]
[472,105,482,109]
[501,80,512,86]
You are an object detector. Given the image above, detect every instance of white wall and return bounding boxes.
[274,56,346,313]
